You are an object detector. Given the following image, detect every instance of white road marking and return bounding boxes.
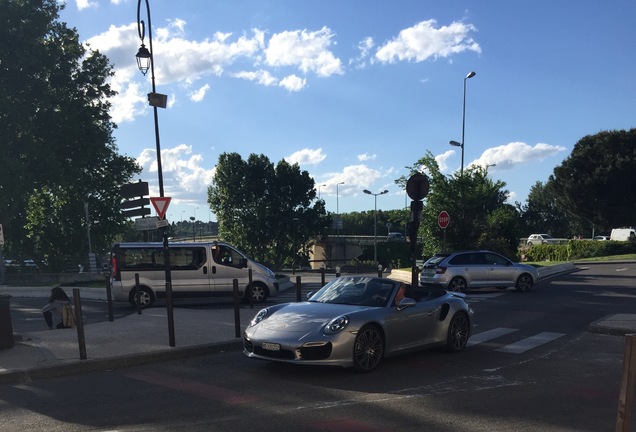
[467,327,517,347]
[496,331,565,354]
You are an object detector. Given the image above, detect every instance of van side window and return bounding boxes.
[171,247,206,270]
[213,246,241,268]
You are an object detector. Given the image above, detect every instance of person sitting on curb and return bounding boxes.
[42,286,72,329]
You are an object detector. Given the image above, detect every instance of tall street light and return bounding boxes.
[336,182,344,236]
[136,0,175,347]
[318,184,326,200]
[363,189,388,265]
[449,71,476,178]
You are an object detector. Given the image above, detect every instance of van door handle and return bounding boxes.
[203,266,208,275]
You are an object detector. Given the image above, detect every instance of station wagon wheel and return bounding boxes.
[515,273,534,292]
[448,277,467,293]
[446,312,470,352]
[353,325,384,373]
[129,286,155,308]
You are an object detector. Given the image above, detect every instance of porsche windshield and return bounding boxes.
[308,276,396,307]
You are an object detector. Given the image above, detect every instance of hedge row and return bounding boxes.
[521,240,636,262]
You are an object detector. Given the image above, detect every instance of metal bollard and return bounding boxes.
[0,295,14,349]
[105,275,113,322]
[233,279,241,338]
[72,288,87,360]
[296,276,302,302]
[321,267,326,287]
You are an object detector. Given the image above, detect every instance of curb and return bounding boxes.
[587,314,636,337]
[0,339,243,385]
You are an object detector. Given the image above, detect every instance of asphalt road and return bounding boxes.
[3,262,636,431]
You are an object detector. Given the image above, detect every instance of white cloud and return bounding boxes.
[76,0,96,10]
[136,144,216,201]
[375,20,481,63]
[279,74,307,92]
[321,165,383,196]
[233,70,278,86]
[285,148,326,166]
[350,37,375,69]
[189,84,210,102]
[470,142,567,170]
[265,27,344,77]
[357,152,377,161]
[435,149,456,173]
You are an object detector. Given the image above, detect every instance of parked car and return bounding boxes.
[419,250,538,293]
[526,234,558,246]
[610,228,636,241]
[594,235,610,241]
[244,275,473,372]
[387,232,404,241]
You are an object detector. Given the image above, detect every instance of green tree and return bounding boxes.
[549,129,636,232]
[0,0,140,268]
[516,181,571,238]
[398,151,518,257]
[208,153,328,269]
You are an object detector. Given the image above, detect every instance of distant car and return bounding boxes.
[419,250,538,293]
[594,235,610,241]
[387,232,404,241]
[243,275,473,372]
[526,234,558,246]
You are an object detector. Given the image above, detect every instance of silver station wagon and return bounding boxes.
[419,250,538,293]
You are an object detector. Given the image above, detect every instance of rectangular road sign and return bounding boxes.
[135,217,159,231]
[123,207,151,218]
[120,181,149,199]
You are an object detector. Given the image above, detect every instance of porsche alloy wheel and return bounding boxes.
[353,325,384,372]
[446,312,470,352]
[515,273,534,292]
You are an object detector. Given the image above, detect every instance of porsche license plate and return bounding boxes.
[262,342,280,351]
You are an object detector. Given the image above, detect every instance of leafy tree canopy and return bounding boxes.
[0,0,140,269]
[549,129,636,232]
[208,152,328,269]
[397,151,518,258]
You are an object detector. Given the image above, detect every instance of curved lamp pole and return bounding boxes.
[136,0,175,347]
[363,189,388,265]
[449,71,476,178]
[336,182,344,236]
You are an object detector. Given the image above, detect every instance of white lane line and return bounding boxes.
[496,332,566,354]
[467,327,518,347]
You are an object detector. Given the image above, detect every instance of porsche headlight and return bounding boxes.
[324,316,349,335]
[249,308,269,327]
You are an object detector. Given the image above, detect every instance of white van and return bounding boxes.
[610,228,636,241]
[110,241,279,308]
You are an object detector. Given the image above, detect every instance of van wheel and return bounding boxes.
[129,287,155,308]
[246,283,268,303]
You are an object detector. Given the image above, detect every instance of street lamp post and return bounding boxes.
[449,71,476,178]
[318,184,326,200]
[136,0,175,347]
[363,189,388,265]
[336,182,344,236]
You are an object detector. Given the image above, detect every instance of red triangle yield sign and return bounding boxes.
[150,197,171,219]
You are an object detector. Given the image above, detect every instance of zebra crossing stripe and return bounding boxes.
[495,331,566,354]
[467,327,518,347]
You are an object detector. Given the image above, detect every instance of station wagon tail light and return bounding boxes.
[324,316,349,335]
[436,266,447,274]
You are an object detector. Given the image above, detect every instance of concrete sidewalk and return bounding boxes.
[1,263,630,384]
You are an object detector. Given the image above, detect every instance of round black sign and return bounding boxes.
[406,173,430,201]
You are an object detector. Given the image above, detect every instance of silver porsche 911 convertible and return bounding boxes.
[243,275,474,372]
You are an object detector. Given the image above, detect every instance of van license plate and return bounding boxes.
[262,343,280,351]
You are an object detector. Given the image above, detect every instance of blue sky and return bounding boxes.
[59,0,635,223]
